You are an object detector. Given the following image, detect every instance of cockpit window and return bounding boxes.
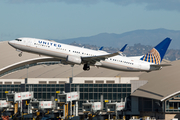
[15,39,22,41]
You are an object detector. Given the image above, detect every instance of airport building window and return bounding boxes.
[139,98,163,112]
[84,88,88,92]
[94,93,98,99]
[127,88,131,92]
[103,88,107,92]
[122,88,126,92]
[0,83,131,111]
[85,81,93,83]
[89,88,93,92]
[108,93,112,99]
[70,83,132,109]
[113,88,117,92]
[122,84,127,87]
[99,88,102,92]
[94,88,98,92]
[113,93,117,99]
[165,95,180,113]
[108,84,112,87]
[5,82,12,85]
[108,88,112,92]
[122,93,126,99]
[95,81,104,83]
[118,88,121,92]
[113,84,117,87]
[84,93,88,99]
[89,93,93,99]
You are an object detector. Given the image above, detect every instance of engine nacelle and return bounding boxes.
[66,55,82,64]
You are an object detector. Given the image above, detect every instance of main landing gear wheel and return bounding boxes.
[18,52,22,57]
[83,64,90,71]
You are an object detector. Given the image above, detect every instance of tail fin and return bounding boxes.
[140,37,171,64]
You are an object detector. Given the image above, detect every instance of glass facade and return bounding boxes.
[0,83,131,110]
[165,95,180,113]
[26,84,65,100]
[139,97,163,112]
[0,84,21,100]
[71,83,131,110]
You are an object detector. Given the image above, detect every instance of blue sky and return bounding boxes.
[0,0,180,41]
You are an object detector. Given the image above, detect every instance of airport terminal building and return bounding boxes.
[1,41,180,120]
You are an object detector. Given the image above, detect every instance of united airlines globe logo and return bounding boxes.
[140,48,161,64]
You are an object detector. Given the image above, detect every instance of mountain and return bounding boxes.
[57,28,180,49]
[68,42,180,61]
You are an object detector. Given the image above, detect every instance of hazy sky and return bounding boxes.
[1,0,180,41]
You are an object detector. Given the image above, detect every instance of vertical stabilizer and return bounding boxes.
[140,38,171,64]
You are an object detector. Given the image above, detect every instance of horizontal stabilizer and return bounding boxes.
[150,64,171,67]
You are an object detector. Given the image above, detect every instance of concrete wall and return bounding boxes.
[121,77,139,83]
[0,77,140,84]
[0,79,25,84]
[73,77,121,83]
[28,78,69,84]
[165,114,180,120]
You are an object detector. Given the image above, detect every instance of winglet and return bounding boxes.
[120,44,127,52]
[99,46,104,50]
[140,38,172,64]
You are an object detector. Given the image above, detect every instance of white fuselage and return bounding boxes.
[8,38,157,72]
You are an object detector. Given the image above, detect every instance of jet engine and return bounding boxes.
[66,55,82,64]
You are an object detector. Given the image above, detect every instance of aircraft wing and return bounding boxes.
[82,52,120,63]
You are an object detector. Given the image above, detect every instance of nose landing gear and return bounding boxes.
[18,52,22,57]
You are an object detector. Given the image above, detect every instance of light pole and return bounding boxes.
[26,64,29,79]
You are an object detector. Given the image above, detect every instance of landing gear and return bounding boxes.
[18,52,22,57]
[83,64,90,71]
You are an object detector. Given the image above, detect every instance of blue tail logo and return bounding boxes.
[140,38,171,64]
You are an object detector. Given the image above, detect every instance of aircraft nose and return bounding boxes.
[8,40,15,47]
[8,41,12,46]
[8,41,11,45]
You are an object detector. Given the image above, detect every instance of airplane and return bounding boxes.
[8,37,171,72]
